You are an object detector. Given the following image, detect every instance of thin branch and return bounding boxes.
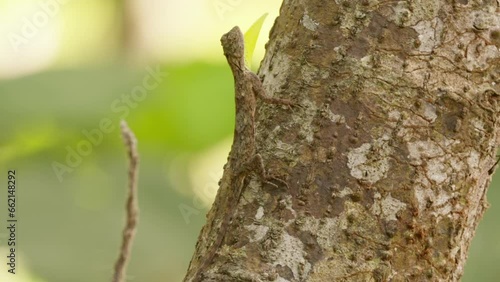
[113,120,140,282]
[488,155,499,175]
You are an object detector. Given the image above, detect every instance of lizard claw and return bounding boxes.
[282,98,302,110]
[264,174,289,190]
[289,102,303,110]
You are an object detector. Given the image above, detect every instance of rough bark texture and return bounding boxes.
[185,0,500,281]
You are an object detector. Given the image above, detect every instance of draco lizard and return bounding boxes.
[189,26,293,281]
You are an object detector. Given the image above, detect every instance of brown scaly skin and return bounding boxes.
[185,26,293,282]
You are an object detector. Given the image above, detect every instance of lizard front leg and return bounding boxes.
[248,72,295,108]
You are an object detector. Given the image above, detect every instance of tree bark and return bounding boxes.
[185,0,500,281]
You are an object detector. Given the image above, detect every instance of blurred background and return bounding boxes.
[0,1,498,281]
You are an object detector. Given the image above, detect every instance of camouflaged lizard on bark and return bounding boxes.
[185,26,293,282]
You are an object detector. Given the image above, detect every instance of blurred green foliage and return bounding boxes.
[0,62,235,282]
[0,62,498,282]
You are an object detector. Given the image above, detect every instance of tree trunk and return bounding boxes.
[185,0,500,281]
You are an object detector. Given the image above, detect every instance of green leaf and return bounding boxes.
[244,13,268,69]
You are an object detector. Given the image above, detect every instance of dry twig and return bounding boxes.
[113,120,140,282]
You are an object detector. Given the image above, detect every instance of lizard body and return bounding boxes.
[189,26,291,282]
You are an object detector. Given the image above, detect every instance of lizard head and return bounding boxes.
[221,26,245,69]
